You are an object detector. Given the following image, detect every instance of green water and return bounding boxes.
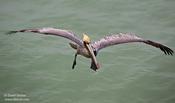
[0,0,175,103]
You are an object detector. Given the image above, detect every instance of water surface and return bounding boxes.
[0,0,175,103]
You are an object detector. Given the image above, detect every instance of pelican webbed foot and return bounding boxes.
[72,53,78,69]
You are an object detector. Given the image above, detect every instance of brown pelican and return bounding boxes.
[8,27,174,71]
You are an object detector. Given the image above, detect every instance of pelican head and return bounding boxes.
[82,33,99,71]
[83,33,91,44]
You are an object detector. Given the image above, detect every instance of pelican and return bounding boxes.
[7,27,174,71]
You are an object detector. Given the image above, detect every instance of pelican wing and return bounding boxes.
[7,27,83,46]
[91,33,173,55]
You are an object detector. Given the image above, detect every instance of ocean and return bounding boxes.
[0,0,175,103]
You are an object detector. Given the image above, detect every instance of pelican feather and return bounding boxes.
[91,33,173,55]
[7,28,174,71]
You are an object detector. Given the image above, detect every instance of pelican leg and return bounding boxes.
[72,53,78,69]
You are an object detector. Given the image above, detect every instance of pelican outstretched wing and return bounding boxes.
[7,27,83,46]
[91,33,174,55]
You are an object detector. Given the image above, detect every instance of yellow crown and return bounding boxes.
[83,33,91,44]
